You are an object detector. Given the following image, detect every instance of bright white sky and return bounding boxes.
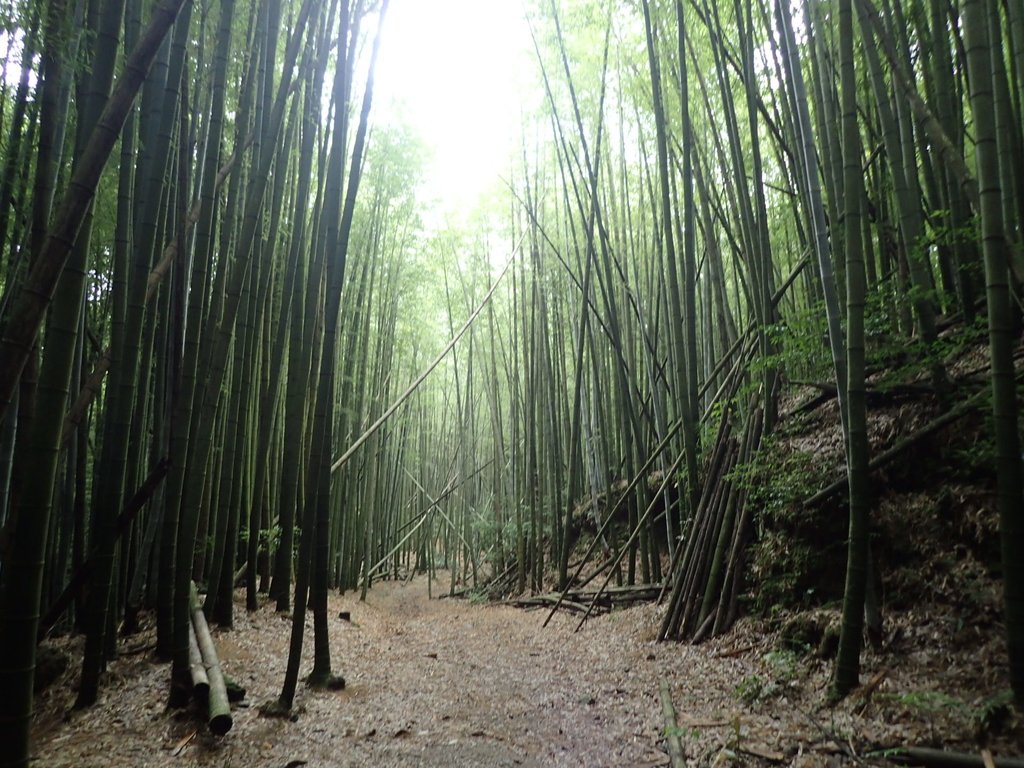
[374,0,535,226]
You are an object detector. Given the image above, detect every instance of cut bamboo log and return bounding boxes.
[189,583,232,735]
[658,680,687,767]
[187,621,210,704]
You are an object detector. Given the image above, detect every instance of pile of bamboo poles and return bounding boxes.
[188,583,233,735]
[509,583,662,614]
[659,395,765,642]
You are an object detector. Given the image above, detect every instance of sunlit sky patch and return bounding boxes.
[374,0,535,228]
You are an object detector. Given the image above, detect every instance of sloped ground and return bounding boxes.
[30,566,1024,767]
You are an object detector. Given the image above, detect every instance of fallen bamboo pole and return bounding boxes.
[659,680,687,768]
[190,583,232,735]
[573,448,689,631]
[542,415,685,628]
[187,621,210,704]
[803,388,986,508]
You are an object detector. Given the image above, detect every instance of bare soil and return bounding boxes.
[31,570,1024,767]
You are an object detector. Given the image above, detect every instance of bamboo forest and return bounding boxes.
[1,0,1023,763]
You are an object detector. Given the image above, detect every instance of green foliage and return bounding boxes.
[754,301,833,383]
[463,586,490,605]
[734,648,802,705]
[734,673,771,704]
[662,723,700,740]
[877,689,965,717]
[699,397,731,456]
[929,207,980,251]
[472,502,519,571]
[951,429,996,480]
[731,436,819,517]
[974,690,1014,736]
[764,648,801,682]
[865,286,986,391]
[239,524,283,554]
[878,687,1015,739]
[732,436,844,611]
[871,687,1005,742]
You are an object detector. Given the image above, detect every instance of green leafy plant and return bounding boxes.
[662,724,697,740]
[764,648,800,683]
[973,690,1014,737]
[881,689,965,714]
[735,673,775,704]
[732,438,844,611]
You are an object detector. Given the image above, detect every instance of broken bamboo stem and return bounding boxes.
[36,458,170,639]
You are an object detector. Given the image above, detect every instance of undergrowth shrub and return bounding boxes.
[732,436,846,613]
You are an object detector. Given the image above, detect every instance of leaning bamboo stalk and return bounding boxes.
[803,388,988,508]
[59,140,250,446]
[359,473,459,588]
[573,446,689,631]
[331,239,523,475]
[542,414,685,628]
[854,0,981,210]
[675,445,738,639]
[712,406,765,638]
[189,583,231,735]
[656,414,736,639]
[697,471,742,626]
[658,423,739,641]
[701,403,763,628]
[37,458,170,639]
[0,0,192,428]
[696,256,807,405]
[700,335,757,424]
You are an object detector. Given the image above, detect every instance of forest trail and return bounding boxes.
[33,570,1010,767]
[32,572,795,767]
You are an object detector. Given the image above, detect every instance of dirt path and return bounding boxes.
[33,573,753,766]
[31,572,1018,766]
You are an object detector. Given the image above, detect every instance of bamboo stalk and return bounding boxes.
[187,621,209,704]
[331,237,522,474]
[803,389,987,508]
[659,680,688,767]
[189,583,231,735]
